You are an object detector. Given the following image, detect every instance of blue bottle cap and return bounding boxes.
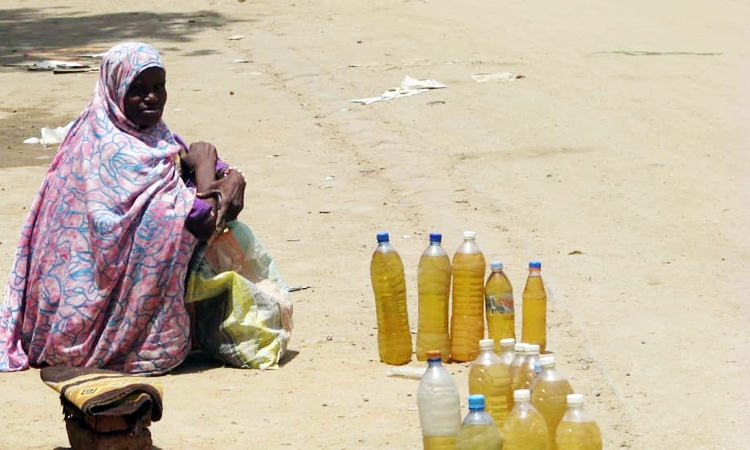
[490,261,503,270]
[529,261,542,269]
[429,233,442,243]
[468,394,485,410]
[376,232,390,243]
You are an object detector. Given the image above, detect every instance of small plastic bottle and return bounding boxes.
[456,394,503,450]
[469,339,511,428]
[370,232,412,365]
[512,344,541,395]
[418,350,462,450]
[522,261,547,353]
[485,261,515,343]
[503,389,550,450]
[450,231,487,362]
[556,394,602,450]
[532,356,574,450]
[416,233,452,361]
[498,338,516,366]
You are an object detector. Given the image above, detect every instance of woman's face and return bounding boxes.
[124,67,167,127]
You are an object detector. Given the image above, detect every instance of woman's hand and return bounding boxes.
[196,168,246,231]
[180,141,218,175]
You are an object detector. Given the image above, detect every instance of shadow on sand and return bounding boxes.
[0,6,249,65]
[169,349,301,375]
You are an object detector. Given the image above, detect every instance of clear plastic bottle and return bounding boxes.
[418,350,462,450]
[532,356,575,450]
[512,344,541,395]
[507,343,527,410]
[498,338,516,366]
[508,343,527,381]
[468,339,511,428]
[556,394,602,450]
[504,389,550,450]
[456,394,503,450]
[485,261,515,343]
[416,233,452,362]
[370,232,412,365]
[450,231,486,362]
[522,261,547,353]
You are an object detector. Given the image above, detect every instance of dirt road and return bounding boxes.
[1,1,748,448]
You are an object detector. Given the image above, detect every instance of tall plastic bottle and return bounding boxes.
[485,261,515,343]
[503,389,549,450]
[556,394,602,450]
[418,350,462,450]
[370,232,412,365]
[532,356,575,450]
[498,338,516,366]
[416,233,452,361]
[468,339,511,428]
[508,344,527,387]
[450,231,486,362]
[456,394,503,450]
[522,261,547,353]
[512,344,541,395]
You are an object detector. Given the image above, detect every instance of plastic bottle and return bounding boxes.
[418,350,462,450]
[456,394,503,450]
[416,233,452,361]
[468,339,511,428]
[450,231,487,362]
[522,261,547,353]
[503,389,550,450]
[498,338,516,366]
[512,344,541,395]
[556,394,602,450]
[370,232,412,365]
[507,343,528,389]
[532,356,575,450]
[485,261,515,343]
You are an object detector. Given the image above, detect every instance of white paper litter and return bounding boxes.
[471,72,522,83]
[350,75,447,105]
[227,34,245,40]
[29,60,89,71]
[23,121,74,147]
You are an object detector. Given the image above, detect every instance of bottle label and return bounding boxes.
[486,293,514,314]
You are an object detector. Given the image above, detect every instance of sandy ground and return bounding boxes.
[1,1,749,449]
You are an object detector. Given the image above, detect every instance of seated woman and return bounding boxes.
[0,42,292,375]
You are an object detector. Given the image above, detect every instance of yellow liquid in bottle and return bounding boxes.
[423,434,457,450]
[511,355,539,394]
[485,270,515,343]
[503,403,549,450]
[416,252,452,361]
[456,424,502,450]
[468,363,511,427]
[556,420,602,450]
[533,379,574,450]
[370,246,412,365]
[522,271,547,353]
[450,252,486,362]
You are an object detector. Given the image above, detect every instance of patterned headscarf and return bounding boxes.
[0,42,197,374]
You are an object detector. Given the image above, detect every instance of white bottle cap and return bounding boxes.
[490,261,503,270]
[463,231,477,240]
[539,355,556,367]
[514,343,526,353]
[513,389,531,402]
[500,338,515,349]
[527,344,540,355]
[479,339,495,350]
[567,394,585,406]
